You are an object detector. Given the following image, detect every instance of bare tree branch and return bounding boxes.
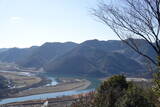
[93,0,160,66]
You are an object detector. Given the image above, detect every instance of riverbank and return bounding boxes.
[0,67,92,105]
[0,70,91,99]
[5,96,75,107]
[4,92,91,107]
[12,78,91,97]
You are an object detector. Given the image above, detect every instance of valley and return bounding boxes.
[0,39,153,78]
[0,39,155,106]
[0,64,92,105]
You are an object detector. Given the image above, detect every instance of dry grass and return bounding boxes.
[13,78,91,97]
[0,72,41,88]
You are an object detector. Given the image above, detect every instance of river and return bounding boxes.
[0,71,95,105]
[0,89,93,105]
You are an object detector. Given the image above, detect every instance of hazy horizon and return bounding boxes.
[0,0,118,48]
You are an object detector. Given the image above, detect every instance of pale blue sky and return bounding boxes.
[0,0,118,48]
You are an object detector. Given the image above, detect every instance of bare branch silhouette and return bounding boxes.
[93,0,160,66]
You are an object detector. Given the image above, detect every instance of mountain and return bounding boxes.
[17,42,78,68]
[0,47,37,63]
[0,42,77,68]
[44,39,146,77]
[0,39,155,77]
[0,48,9,53]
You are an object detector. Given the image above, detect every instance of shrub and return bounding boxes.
[116,85,155,107]
[70,75,156,107]
[94,75,128,107]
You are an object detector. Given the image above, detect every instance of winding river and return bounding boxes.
[0,71,95,105]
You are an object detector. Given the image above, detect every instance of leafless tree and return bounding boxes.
[93,0,160,66]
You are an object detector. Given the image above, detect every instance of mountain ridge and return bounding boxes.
[0,39,154,77]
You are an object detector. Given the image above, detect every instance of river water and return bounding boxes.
[0,71,95,105]
[0,89,93,105]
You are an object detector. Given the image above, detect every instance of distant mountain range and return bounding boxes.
[0,39,156,78]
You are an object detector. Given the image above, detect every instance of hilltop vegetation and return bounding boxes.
[71,75,159,107]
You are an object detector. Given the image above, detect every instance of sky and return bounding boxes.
[0,0,118,48]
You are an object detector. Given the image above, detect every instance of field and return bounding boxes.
[13,78,91,97]
[0,70,91,99]
[0,71,41,88]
